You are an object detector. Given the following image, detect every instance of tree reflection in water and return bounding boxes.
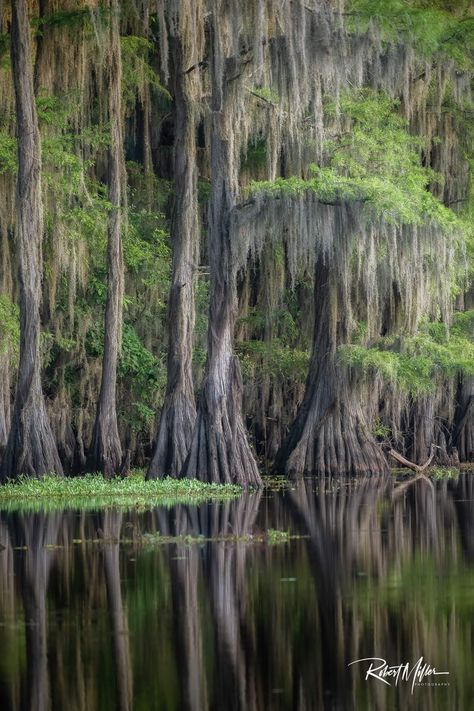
[0,475,474,710]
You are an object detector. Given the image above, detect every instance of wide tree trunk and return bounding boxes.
[275,259,389,477]
[181,6,261,486]
[0,0,63,481]
[88,0,125,477]
[148,34,198,479]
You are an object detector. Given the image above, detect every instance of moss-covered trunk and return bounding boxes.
[88,0,125,477]
[148,34,198,479]
[0,0,62,481]
[455,290,474,462]
[182,4,261,486]
[275,259,389,477]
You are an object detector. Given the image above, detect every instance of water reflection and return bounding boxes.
[0,475,474,710]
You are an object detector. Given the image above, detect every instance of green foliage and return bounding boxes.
[0,132,16,174]
[121,36,171,110]
[339,314,474,394]
[266,529,291,544]
[237,340,309,382]
[0,295,19,358]
[0,472,241,512]
[430,466,460,480]
[32,4,110,36]
[372,417,392,439]
[241,136,268,171]
[452,309,474,338]
[347,0,474,69]
[119,324,159,382]
[250,86,280,104]
[250,90,459,229]
[118,325,166,432]
[125,210,170,284]
[0,32,9,62]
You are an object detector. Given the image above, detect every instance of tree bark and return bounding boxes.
[408,393,457,466]
[275,259,389,477]
[148,34,198,479]
[455,376,474,462]
[88,0,125,477]
[454,289,474,462]
[0,0,63,481]
[0,352,11,452]
[181,5,262,487]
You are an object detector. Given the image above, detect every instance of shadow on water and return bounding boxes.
[0,474,474,709]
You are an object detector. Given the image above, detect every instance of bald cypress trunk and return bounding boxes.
[181,5,261,487]
[147,35,198,479]
[88,0,125,477]
[275,259,389,477]
[455,377,474,462]
[455,289,474,462]
[0,0,62,481]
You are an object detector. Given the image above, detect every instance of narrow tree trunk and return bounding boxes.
[455,374,474,462]
[33,0,48,93]
[148,35,198,479]
[409,393,457,466]
[101,510,133,711]
[454,289,474,462]
[0,352,11,451]
[181,5,261,486]
[88,0,125,477]
[0,0,63,481]
[275,259,389,477]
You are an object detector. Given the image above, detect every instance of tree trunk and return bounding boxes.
[181,5,261,487]
[409,392,458,466]
[0,0,63,481]
[275,259,389,477]
[88,0,125,477]
[454,289,474,462]
[0,352,11,452]
[455,374,474,462]
[148,35,198,479]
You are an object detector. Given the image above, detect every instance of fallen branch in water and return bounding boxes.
[388,444,439,474]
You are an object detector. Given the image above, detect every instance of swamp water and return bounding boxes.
[0,475,474,710]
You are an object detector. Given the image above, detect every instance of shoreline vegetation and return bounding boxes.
[0,471,242,511]
[0,466,471,513]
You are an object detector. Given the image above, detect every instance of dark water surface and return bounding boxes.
[1,475,474,710]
